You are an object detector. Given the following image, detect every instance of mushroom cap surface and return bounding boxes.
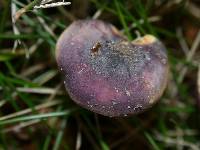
[56,20,169,117]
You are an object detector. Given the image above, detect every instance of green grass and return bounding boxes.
[0,0,200,149]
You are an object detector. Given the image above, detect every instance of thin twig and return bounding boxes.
[20,63,46,77]
[16,87,64,95]
[176,27,189,55]
[14,0,42,21]
[167,129,199,137]
[155,132,200,150]
[34,1,71,9]
[178,30,200,83]
[187,2,200,20]
[3,119,40,133]
[120,16,161,33]
[0,100,62,121]
[41,0,54,5]
[36,13,57,39]
[75,129,82,150]
[0,100,6,108]
[11,1,21,51]
[92,9,102,19]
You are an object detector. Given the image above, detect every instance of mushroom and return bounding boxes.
[56,20,169,117]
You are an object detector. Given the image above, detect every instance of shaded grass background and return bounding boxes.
[0,0,200,149]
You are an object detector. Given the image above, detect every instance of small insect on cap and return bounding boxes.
[56,20,169,117]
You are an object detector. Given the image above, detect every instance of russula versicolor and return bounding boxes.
[56,20,169,117]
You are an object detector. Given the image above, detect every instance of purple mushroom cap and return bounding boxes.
[56,20,169,117]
